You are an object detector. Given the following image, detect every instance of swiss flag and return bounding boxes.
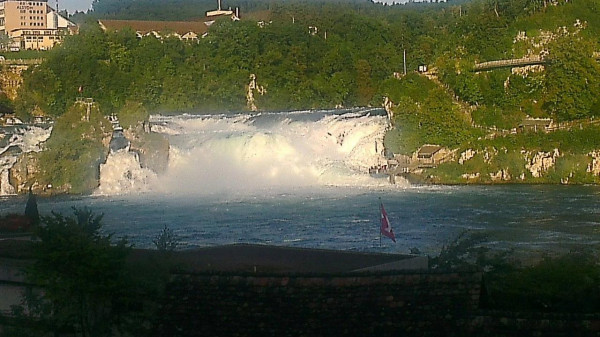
[380,202,396,243]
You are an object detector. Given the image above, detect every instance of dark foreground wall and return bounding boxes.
[155,271,482,337]
[470,312,600,337]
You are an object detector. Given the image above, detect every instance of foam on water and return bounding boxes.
[98,109,406,195]
[95,150,157,196]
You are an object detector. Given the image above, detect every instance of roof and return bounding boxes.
[98,19,213,36]
[130,244,427,274]
[417,145,442,157]
[520,118,552,127]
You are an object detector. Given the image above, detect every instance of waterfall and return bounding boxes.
[95,109,405,195]
[95,149,157,196]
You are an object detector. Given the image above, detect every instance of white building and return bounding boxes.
[0,0,76,51]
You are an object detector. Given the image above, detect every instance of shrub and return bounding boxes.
[485,253,600,312]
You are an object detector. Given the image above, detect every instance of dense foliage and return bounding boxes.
[15,0,474,118]
[8,208,132,336]
[381,73,483,155]
[17,0,599,119]
[431,231,600,313]
[15,0,598,119]
[36,102,111,194]
[486,252,600,312]
[10,0,600,184]
[2,208,177,337]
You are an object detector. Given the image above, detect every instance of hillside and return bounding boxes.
[6,0,600,190]
[377,0,600,184]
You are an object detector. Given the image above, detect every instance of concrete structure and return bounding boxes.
[0,0,76,51]
[473,55,546,72]
[519,117,554,132]
[415,144,448,167]
[206,0,235,18]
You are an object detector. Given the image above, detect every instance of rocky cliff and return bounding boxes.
[422,146,598,185]
[124,125,170,175]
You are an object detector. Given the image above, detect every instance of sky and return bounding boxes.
[58,0,93,13]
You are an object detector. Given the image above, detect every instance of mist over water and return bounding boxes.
[98,109,401,196]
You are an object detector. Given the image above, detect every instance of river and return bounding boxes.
[1,110,599,260]
[2,184,599,260]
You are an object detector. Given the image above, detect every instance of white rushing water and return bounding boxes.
[0,125,52,195]
[96,109,405,195]
[95,150,158,195]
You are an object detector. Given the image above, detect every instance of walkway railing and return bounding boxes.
[473,56,545,71]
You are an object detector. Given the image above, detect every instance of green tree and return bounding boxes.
[21,207,133,337]
[118,100,149,129]
[153,225,179,253]
[544,29,600,121]
[37,102,111,194]
[355,59,375,106]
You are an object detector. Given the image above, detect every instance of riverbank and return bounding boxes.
[1,239,598,337]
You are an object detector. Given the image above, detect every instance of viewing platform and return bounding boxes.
[373,145,452,184]
[473,56,545,72]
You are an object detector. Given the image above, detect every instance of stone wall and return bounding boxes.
[154,271,600,337]
[1,256,599,336]
[155,271,483,337]
[469,312,600,337]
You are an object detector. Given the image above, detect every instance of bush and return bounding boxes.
[485,253,600,312]
[37,103,111,194]
[13,207,134,336]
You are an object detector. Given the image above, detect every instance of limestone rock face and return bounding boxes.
[587,150,600,176]
[383,96,394,121]
[9,152,40,194]
[459,149,476,165]
[489,169,511,182]
[9,153,71,195]
[246,74,266,112]
[525,149,560,178]
[461,172,480,180]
